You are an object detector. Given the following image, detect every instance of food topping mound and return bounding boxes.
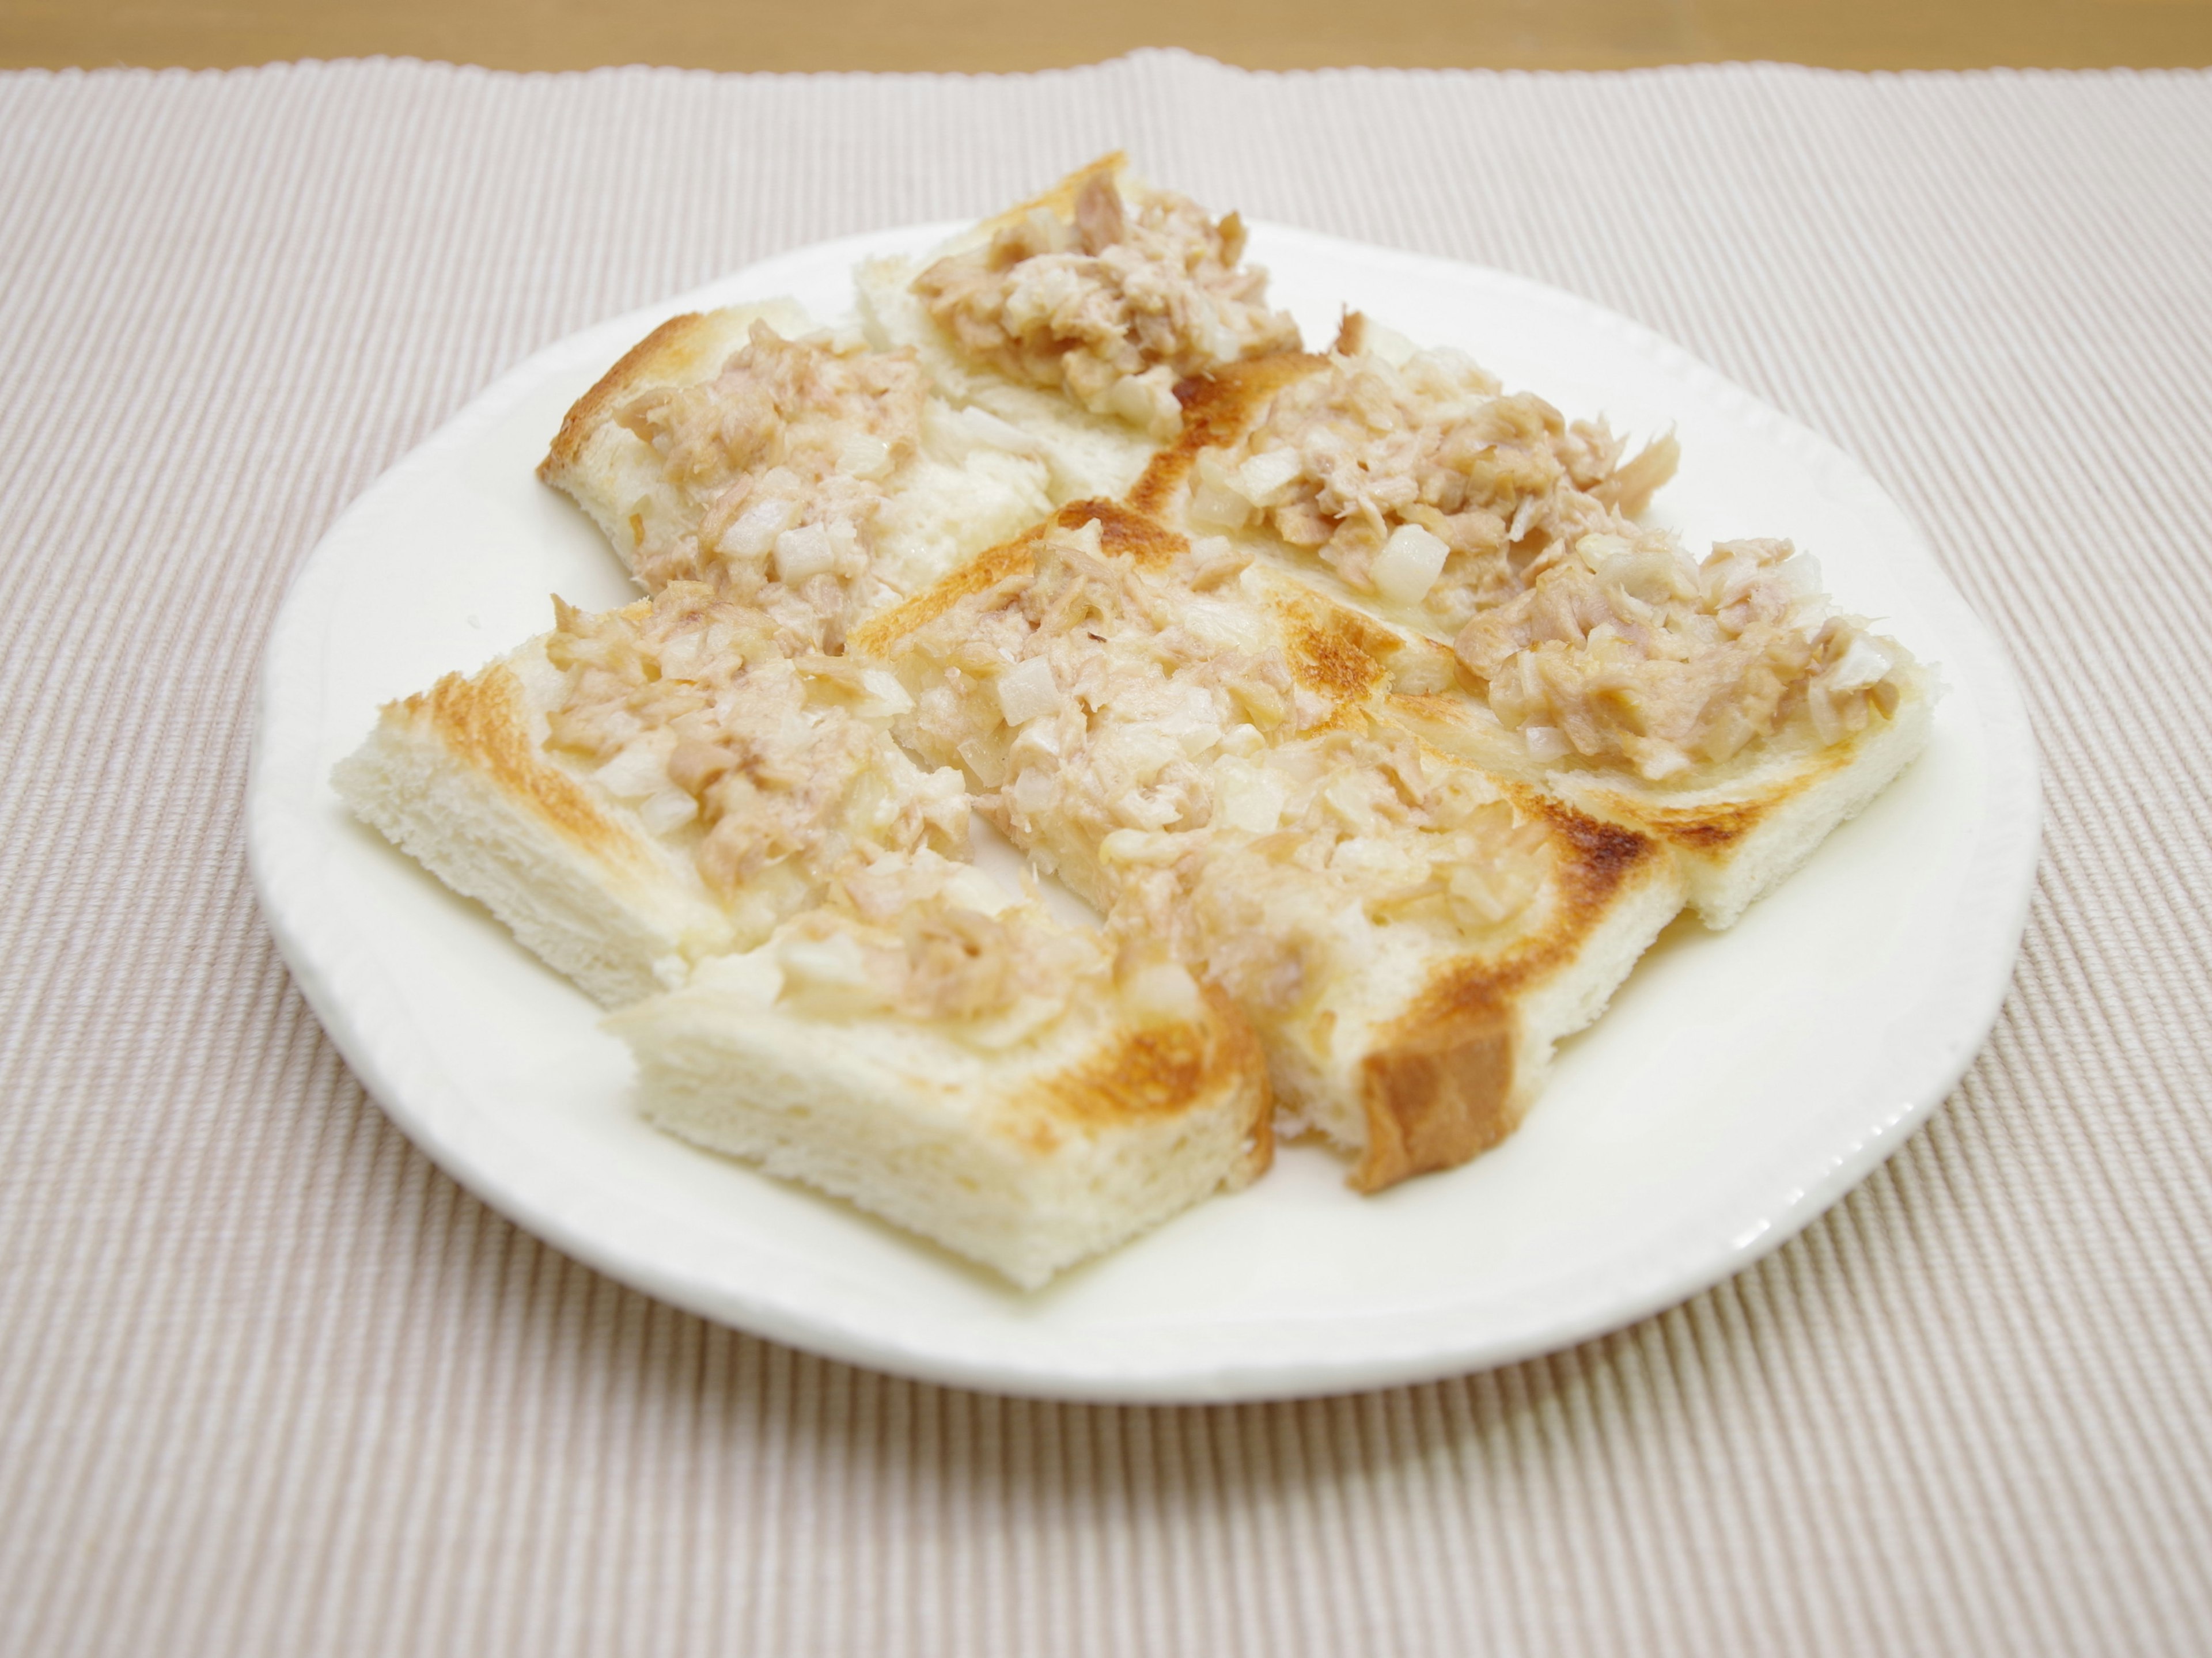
[1454,533,1908,779]
[886,521,1555,1015]
[543,583,968,900]
[1190,341,1679,629]
[615,323,926,647]
[913,172,1301,439]
[765,870,1108,1046]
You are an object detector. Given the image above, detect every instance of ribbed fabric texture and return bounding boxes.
[2,52,2208,1657]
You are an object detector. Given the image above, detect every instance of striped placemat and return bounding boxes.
[2,53,2207,1656]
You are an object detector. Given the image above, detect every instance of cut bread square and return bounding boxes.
[539,299,1058,640]
[334,584,971,1008]
[855,152,1304,508]
[608,909,1272,1289]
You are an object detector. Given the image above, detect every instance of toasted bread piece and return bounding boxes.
[1141,317,1676,633]
[540,301,1055,643]
[609,905,1271,1288]
[1132,339,1933,929]
[851,507,1682,1189]
[334,585,969,1007]
[855,153,1301,506]
[1387,661,1934,929]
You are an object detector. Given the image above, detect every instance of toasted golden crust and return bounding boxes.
[1627,797,1772,854]
[1391,668,1915,893]
[1351,802,1666,1190]
[1127,353,1327,519]
[848,498,1186,658]
[1021,984,1274,1179]
[1268,582,1395,705]
[1066,496,1190,571]
[1576,739,1858,855]
[540,311,729,480]
[979,151,1128,238]
[1355,1018,1516,1192]
[398,663,657,876]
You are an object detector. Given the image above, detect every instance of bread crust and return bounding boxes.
[983,151,1128,238]
[1024,982,1274,1182]
[1355,1017,1516,1191]
[1127,352,1328,520]
[1392,674,1933,928]
[402,662,653,872]
[543,311,717,480]
[848,497,1188,658]
[1351,803,1663,1189]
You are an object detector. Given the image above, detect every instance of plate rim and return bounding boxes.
[247,221,2042,1402]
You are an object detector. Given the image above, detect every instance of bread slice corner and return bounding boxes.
[540,299,815,559]
[607,934,1272,1289]
[1541,664,1938,929]
[332,635,737,1008]
[855,251,1160,506]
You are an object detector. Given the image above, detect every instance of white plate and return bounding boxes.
[248,223,2040,1403]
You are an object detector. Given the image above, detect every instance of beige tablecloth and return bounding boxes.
[3,52,2208,1656]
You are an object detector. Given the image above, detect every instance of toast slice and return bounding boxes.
[539,301,1055,647]
[850,504,1682,1190]
[608,895,1271,1288]
[1130,327,1934,928]
[1132,317,1677,638]
[334,582,970,1007]
[855,153,1302,506]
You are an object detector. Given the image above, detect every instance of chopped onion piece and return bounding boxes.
[858,669,914,715]
[1778,552,1823,598]
[692,949,784,1005]
[772,525,837,584]
[1099,829,1183,866]
[1105,371,1177,434]
[1009,766,1056,815]
[1522,724,1571,762]
[1389,646,1458,696]
[1215,761,1287,834]
[1825,634,1892,693]
[836,432,893,480]
[1233,449,1304,507]
[777,932,877,995]
[1372,523,1449,606]
[655,630,710,681]
[995,657,1060,726]
[1322,771,1378,830]
[593,731,675,800]
[957,733,1008,788]
[1121,958,1203,1021]
[942,868,1016,916]
[1359,320,1422,366]
[722,498,794,559]
[1187,479,1253,530]
[637,787,699,835]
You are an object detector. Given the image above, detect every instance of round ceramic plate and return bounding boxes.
[248,223,2040,1403]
